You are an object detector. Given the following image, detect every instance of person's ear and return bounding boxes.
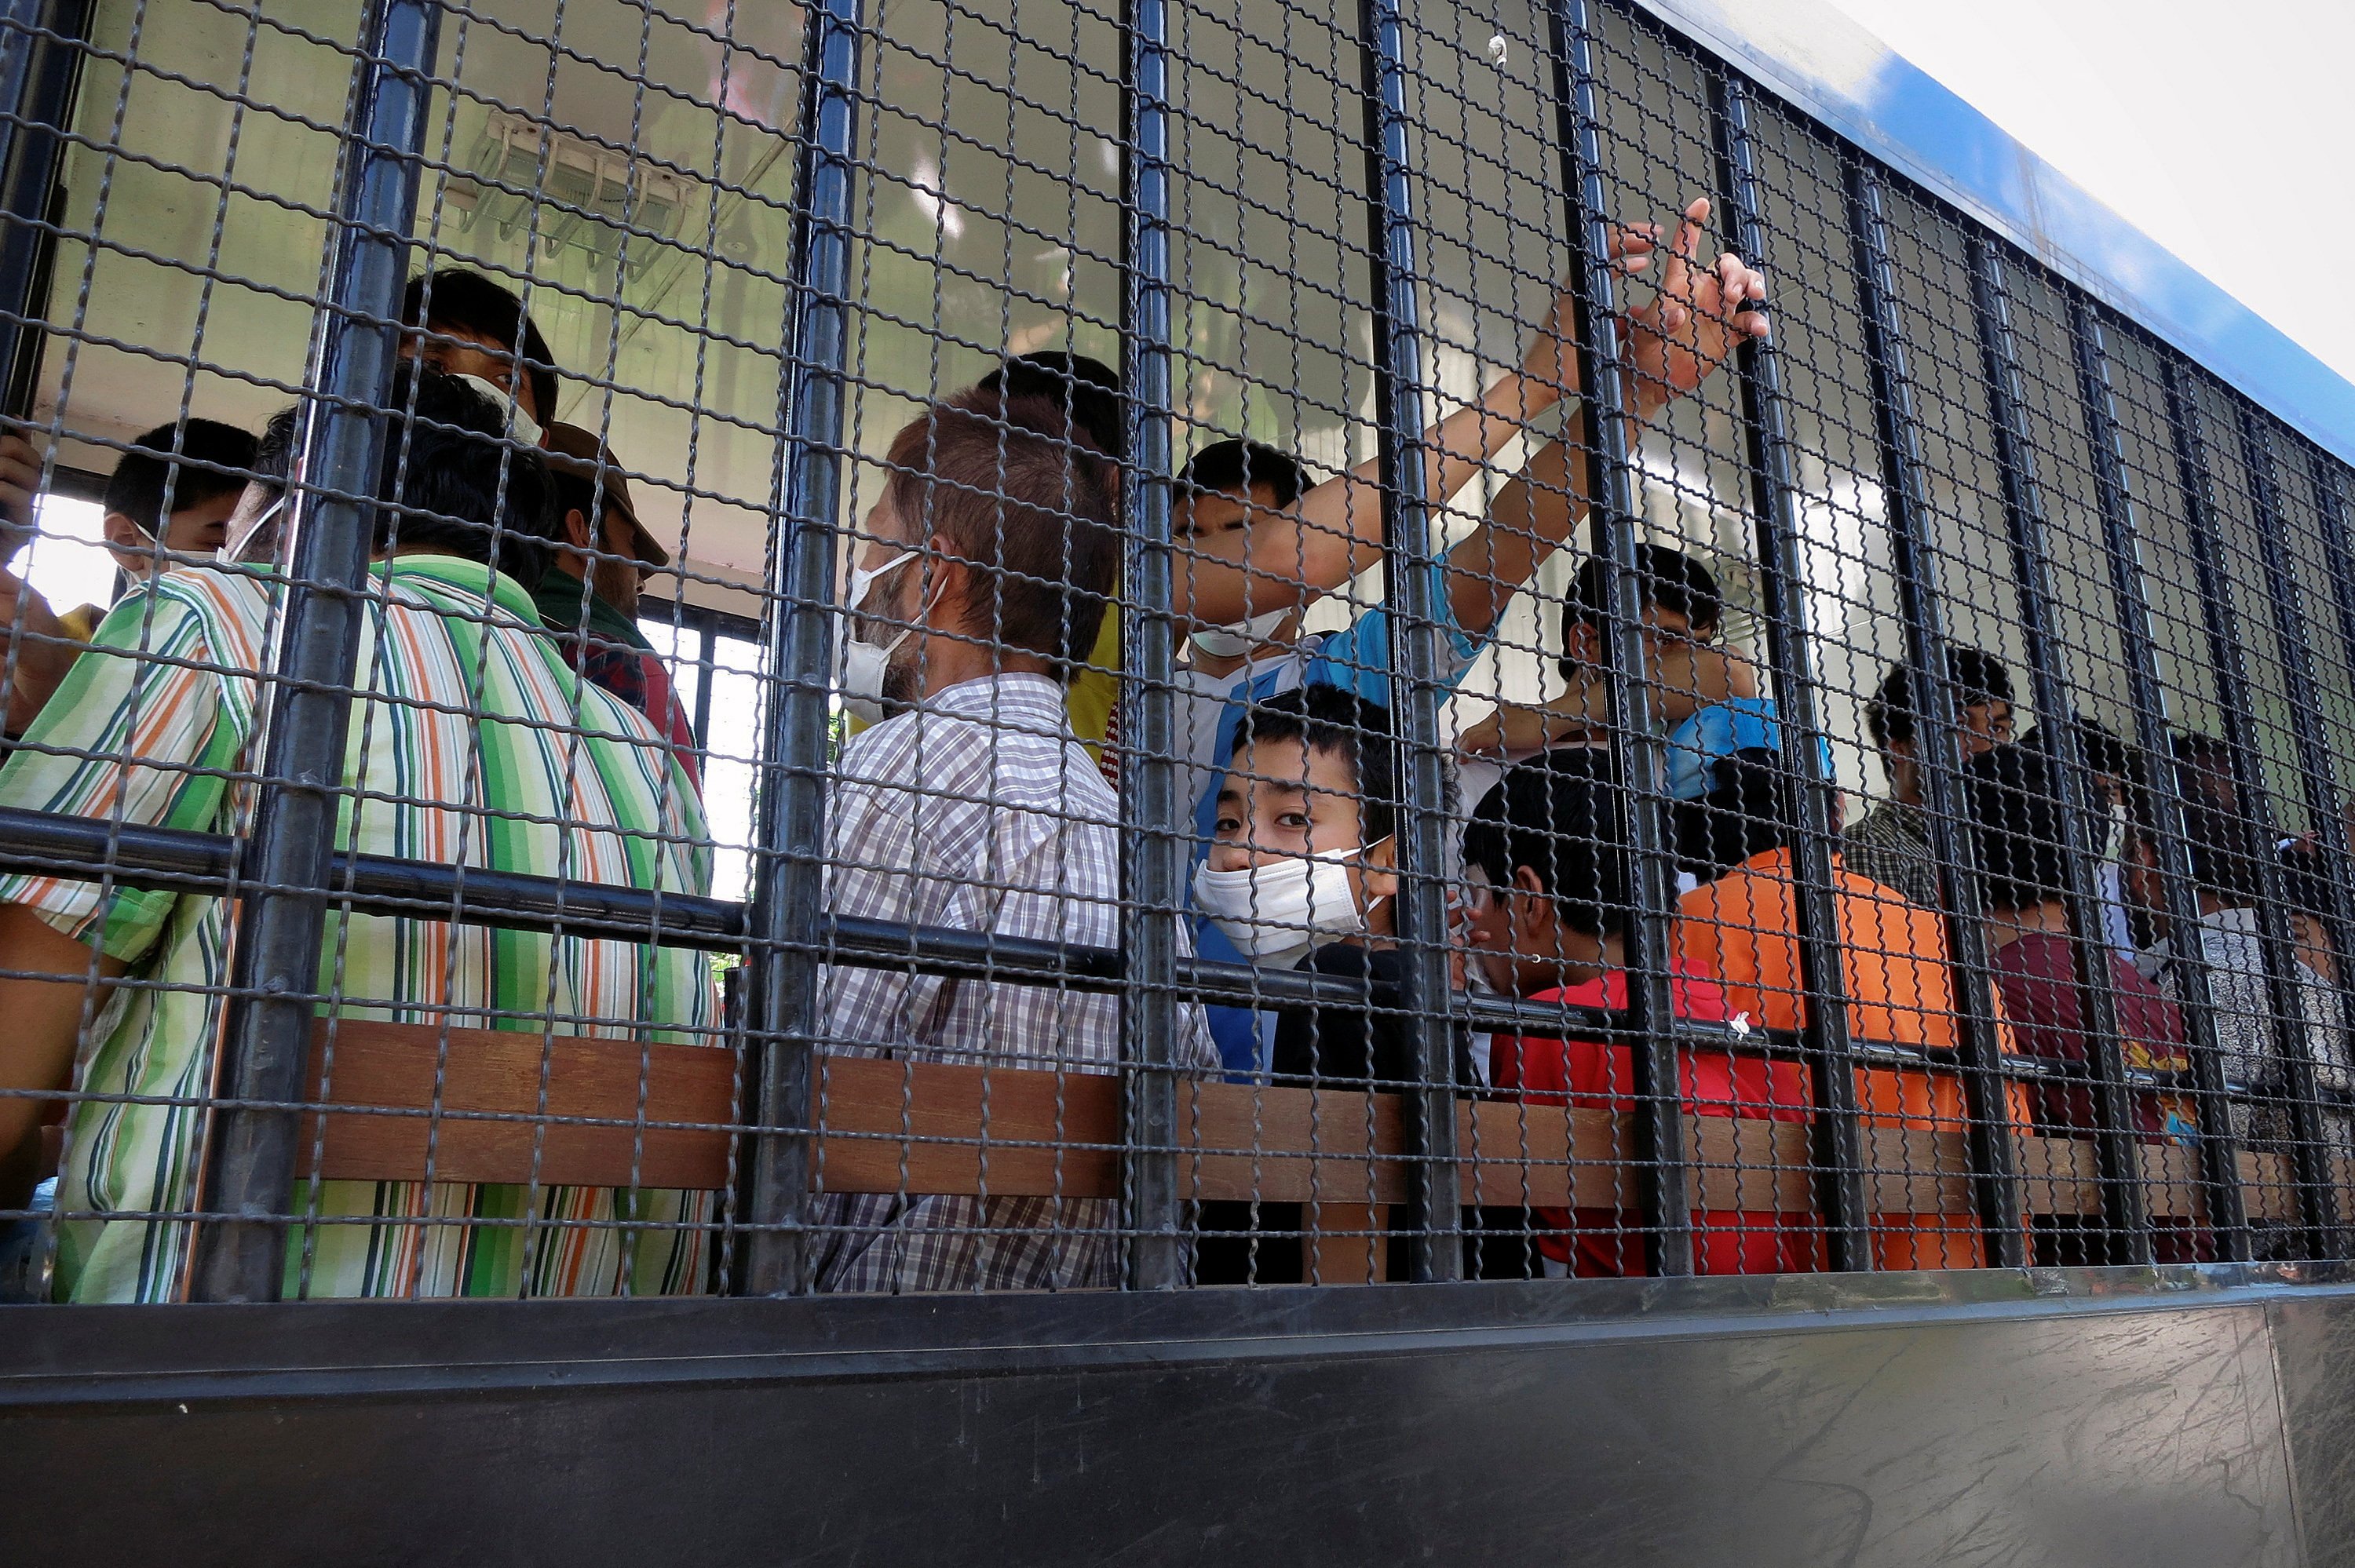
[1361,833,1400,904]
[1566,621,1601,669]
[922,532,970,625]
[563,507,594,552]
[100,511,152,577]
[1508,864,1554,949]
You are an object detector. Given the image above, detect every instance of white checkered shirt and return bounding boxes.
[811,672,1216,1293]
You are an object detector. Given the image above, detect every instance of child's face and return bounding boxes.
[1174,480,1300,630]
[1208,734,1395,910]
[1564,603,1722,725]
[1462,863,1592,994]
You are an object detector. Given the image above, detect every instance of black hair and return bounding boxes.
[1962,743,2069,911]
[2021,713,2130,783]
[1674,747,1797,883]
[1865,645,2014,750]
[1227,684,1398,845]
[251,363,557,585]
[1176,439,1308,509]
[2277,841,2335,923]
[1559,543,1722,682]
[2022,713,2151,837]
[2170,731,2241,812]
[975,350,1125,462]
[2177,789,2266,906]
[400,268,560,425]
[102,419,257,534]
[1462,753,1626,938]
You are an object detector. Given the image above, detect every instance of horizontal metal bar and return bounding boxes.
[0,802,2295,1101]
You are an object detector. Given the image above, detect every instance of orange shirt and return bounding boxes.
[1675,847,1966,1051]
[1675,848,2027,1270]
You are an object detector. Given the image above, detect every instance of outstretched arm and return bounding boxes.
[1179,197,1766,629]
[1444,200,1770,641]
[1175,223,1669,628]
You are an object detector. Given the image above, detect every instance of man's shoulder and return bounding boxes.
[1842,800,1915,841]
[86,570,272,679]
[838,687,1115,813]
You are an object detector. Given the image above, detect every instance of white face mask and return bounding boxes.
[835,549,916,724]
[1192,845,1371,958]
[1189,604,1291,660]
[449,372,542,447]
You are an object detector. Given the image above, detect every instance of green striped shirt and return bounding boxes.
[0,556,717,1302]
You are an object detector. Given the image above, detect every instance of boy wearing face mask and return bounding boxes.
[1465,755,1815,1278]
[1191,684,1468,1283]
[1192,684,1473,1087]
[1170,439,1474,850]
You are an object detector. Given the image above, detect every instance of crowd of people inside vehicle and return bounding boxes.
[0,191,2344,1303]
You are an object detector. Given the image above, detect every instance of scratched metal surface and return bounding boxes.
[0,1267,2330,1565]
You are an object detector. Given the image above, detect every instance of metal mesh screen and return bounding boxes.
[2,0,2353,1304]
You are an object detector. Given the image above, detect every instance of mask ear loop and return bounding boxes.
[220,490,287,566]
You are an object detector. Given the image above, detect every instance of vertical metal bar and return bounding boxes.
[1840,162,2149,1262]
[690,621,716,764]
[1546,0,1690,1276]
[2298,445,2355,1250]
[739,0,867,1296]
[1966,239,2159,1264]
[188,0,443,1301]
[0,0,90,421]
[1117,0,1183,1290]
[1356,0,1460,1281]
[1707,71,1873,1272]
[2160,366,2335,1257]
[2066,301,2252,1260]
[2227,405,2345,1256]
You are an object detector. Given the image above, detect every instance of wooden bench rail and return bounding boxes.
[294,1019,2335,1225]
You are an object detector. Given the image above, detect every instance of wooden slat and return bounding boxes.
[299,1019,738,1190]
[811,1055,1119,1199]
[1453,1099,1624,1209]
[299,1022,2340,1244]
[1181,1081,1403,1205]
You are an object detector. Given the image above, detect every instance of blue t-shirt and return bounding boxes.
[1666,695,1833,800]
[1192,569,1484,1077]
[1191,567,1482,844]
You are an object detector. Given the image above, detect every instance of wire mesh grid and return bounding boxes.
[0,0,2352,1304]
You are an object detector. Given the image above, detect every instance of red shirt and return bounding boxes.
[1991,932,2188,1140]
[1491,962,1817,1277]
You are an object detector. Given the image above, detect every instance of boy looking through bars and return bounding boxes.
[814,386,1218,1295]
[1843,646,2017,910]
[1962,742,2203,1267]
[1189,685,1462,1282]
[535,421,699,775]
[1466,756,1815,1277]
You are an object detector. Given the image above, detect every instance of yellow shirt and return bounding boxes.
[1063,613,1122,765]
